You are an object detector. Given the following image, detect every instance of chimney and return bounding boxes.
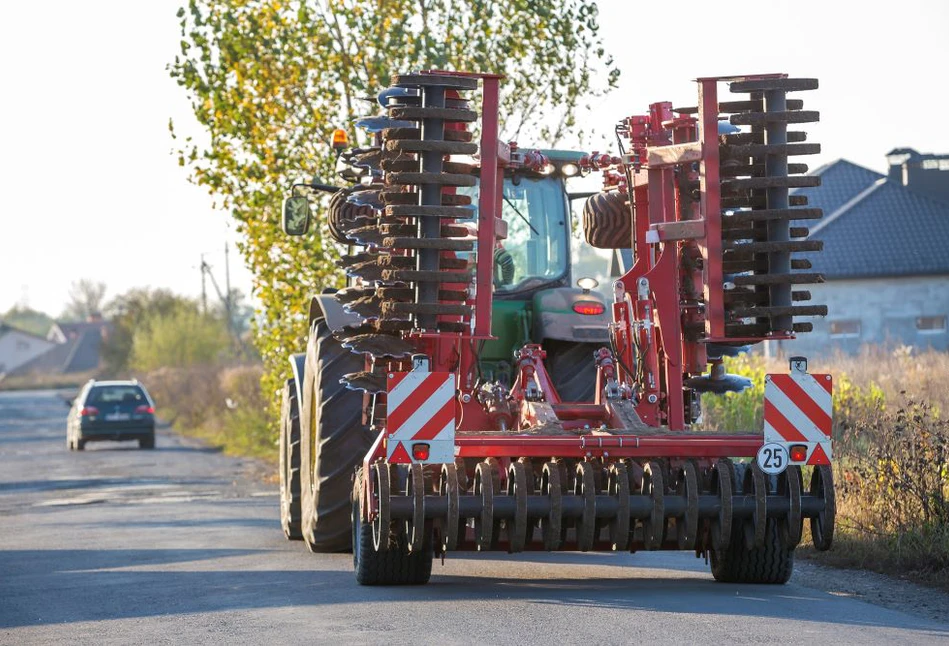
[886,148,918,183]
[886,148,949,204]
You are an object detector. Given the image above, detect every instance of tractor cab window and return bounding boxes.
[458,175,568,292]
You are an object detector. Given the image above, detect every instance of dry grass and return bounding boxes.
[0,369,98,392]
[144,363,275,464]
[705,347,949,589]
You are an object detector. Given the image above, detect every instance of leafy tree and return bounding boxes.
[170,0,618,414]
[61,279,107,322]
[1,306,54,337]
[131,308,230,372]
[103,288,197,372]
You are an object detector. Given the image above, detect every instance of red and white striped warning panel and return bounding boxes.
[764,369,833,465]
[386,371,457,464]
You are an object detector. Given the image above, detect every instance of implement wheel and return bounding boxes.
[710,462,794,584]
[583,190,633,249]
[299,320,374,552]
[352,468,433,586]
[279,379,303,540]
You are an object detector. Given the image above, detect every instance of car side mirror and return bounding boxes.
[282,196,312,236]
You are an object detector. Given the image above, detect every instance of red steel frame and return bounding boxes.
[359,73,805,519]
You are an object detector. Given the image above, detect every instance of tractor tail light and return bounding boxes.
[80,406,99,417]
[412,443,430,461]
[573,301,605,315]
[789,444,808,462]
[135,405,155,414]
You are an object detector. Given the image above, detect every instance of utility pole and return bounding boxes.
[200,254,245,356]
[224,242,233,329]
[200,254,208,314]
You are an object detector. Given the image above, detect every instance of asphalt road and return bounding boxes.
[1,390,948,645]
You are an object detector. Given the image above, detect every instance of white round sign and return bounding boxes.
[756,443,790,475]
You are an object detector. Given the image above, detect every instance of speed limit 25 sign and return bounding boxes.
[756,443,790,475]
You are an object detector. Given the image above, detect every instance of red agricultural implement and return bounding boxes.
[279,71,835,586]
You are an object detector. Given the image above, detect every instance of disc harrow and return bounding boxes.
[717,77,827,336]
[369,458,833,554]
[278,71,837,588]
[329,73,478,389]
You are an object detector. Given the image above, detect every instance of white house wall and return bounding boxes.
[0,331,56,374]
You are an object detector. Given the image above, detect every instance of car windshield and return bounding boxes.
[458,175,569,292]
[87,385,147,405]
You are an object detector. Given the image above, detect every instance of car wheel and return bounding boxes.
[76,439,86,451]
[139,436,155,450]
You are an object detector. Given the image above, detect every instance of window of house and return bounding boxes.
[916,315,947,334]
[829,320,861,338]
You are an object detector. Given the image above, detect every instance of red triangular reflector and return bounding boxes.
[389,441,412,464]
[808,443,830,466]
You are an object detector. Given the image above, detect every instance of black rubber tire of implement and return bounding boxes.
[583,190,633,249]
[328,189,376,245]
[545,340,599,402]
[352,468,433,586]
[279,379,303,540]
[710,463,793,584]
[299,320,374,552]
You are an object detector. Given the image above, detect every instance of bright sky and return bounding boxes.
[2,0,947,315]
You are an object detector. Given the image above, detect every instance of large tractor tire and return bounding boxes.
[279,379,303,540]
[352,468,433,586]
[545,340,599,402]
[710,463,794,584]
[583,190,633,249]
[299,320,375,552]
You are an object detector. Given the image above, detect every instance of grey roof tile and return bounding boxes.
[793,159,884,218]
[801,173,949,278]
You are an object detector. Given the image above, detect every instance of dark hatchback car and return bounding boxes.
[67,380,156,450]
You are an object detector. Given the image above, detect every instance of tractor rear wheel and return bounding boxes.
[545,340,599,402]
[352,468,433,585]
[299,320,375,552]
[583,190,633,249]
[279,379,303,540]
[710,462,793,584]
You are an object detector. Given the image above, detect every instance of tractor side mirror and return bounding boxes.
[282,196,311,236]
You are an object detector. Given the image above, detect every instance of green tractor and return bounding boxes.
[278,145,612,550]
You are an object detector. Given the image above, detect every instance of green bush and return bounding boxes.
[701,354,886,440]
[131,309,230,372]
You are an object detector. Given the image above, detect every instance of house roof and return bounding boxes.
[0,322,50,342]
[795,160,949,279]
[793,159,884,217]
[9,325,105,376]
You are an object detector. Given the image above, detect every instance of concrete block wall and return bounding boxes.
[778,275,949,355]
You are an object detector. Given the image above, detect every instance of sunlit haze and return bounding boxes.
[2,0,946,315]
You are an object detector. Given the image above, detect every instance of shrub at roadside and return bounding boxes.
[702,349,949,588]
[827,399,949,587]
[145,364,272,462]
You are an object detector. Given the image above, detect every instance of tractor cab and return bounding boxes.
[283,143,609,401]
[462,151,611,399]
